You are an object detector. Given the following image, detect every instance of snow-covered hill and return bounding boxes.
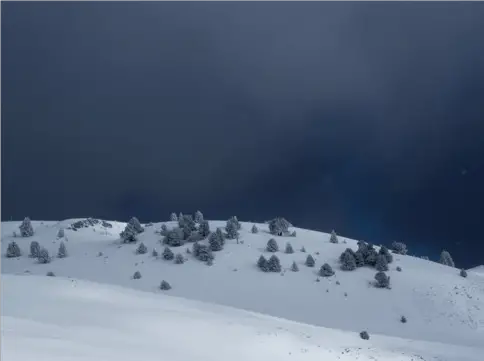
[2,275,483,361]
[2,218,484,358]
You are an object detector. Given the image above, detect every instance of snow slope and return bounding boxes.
[2,275,483,361]
[2,218,484,351]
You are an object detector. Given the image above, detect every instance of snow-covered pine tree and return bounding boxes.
[120,223,138,243]
[199,220,211,238]
[329,230,338,244]
[136,242,147,255]
[215,228,225,245]
[57,228,65,238]
[379,245,393,263]
[38,248,51,264]
[354,250,365,267]
[162,246,174,260]
[57,241,68,258]
[196,244,214,263]
[170,213,178,222]
[164,229,184,247]
[194,210,204,224]
[266,238,279,252]
[128,217,144,234]
[291,261,299,272]
[268,217,291,236]
[374,271,390,288]
[6,241,21,258]
[226,219,239,240]
[319,263,335,277]
[208,232,223,251]
[29,241,41,258]
[285,242,294,254]
[391,241,408,255]
[160,224,168,235]
[251,224,259,234]
[152,248,158,257]
[340,249,356,271]
[460,269,467,278]
[364,245,378,266]
[229,216,241,230]
[19,217,34,237]
[439,250,455,267]
[257,255,269,272]
[375,254,389,271]
[267,255,281,272]
[305,254,315,267]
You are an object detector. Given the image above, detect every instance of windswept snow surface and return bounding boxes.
[2,275,483,361]
[2,218,484,359]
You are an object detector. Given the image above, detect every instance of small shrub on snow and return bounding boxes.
[38,248,51,264]
[360,331,370,340]
[291,261,299,272]
[162,246,175,261]
[6,241,21,258]
[19,217,34,237]
[251,224,259,234]
[290,230,296,237]
[400,316,407,323]
[133,271,142,279]
[460,269,468,278]
[285,242,294,254]
[319,263,335,277]
[174,253,185,264]
[57,241,68,258]
[396,266,402,272]
[374,271,390,289]
[335,280,340,285]
[160,224,168,235]
[305,254,315,267]
[46,271,55,277]
[329,230,338,244]
[152,248,159,257]
[29,241,41,258]
[160,280,171,290]
[300,246,306,253]
[136,242,147,255]
[57,228,65,238]
[266,238,279,252]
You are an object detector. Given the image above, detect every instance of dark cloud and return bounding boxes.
[2,2,484,267]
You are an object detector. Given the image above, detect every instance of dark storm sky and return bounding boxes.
[2,2,484,268]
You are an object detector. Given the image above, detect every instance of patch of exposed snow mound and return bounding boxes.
[3,275,484,361]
